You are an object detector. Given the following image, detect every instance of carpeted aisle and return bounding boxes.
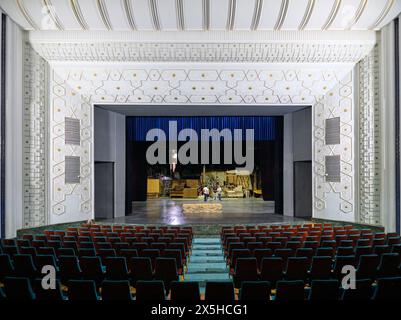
[185,237,230,295]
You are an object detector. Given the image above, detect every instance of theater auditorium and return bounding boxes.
[0,0,401,304]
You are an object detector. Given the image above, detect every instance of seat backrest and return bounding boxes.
[377,253,400,276]
[128,257,153,282]
[235,258,258,276]
[120,248,138,259]
[310,256,333,278]
[205,281,235,302]
[135,280,165,301]
[239,281,271,301]
[101,280,132,301]
[373,277,401,300]
[0,254,14,276]
[170,281,200,302]
[35,254,57,271]
[275,280,304,301]
[59,255,81,276]
[336,246,354,256]
[104,257,128,278]
[80,256,103,273]
[34,278,65,301]
[4,276,35,300]
[308,280,340,300]
[68,279,99,301]
[341,279,373,300]
[13,254,37,277]
[163,249,182,269]
[333,255,356,277]
[154,258,177,278]
[357,254,380,271]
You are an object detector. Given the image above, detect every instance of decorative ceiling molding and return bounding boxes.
[30,41,374,64]
[2,0,398,31]
[16,0,38,30]
[202,0,210,31]
[299,0,315,31]
[251,0,263,31]
[176,0,185,31]
[96,0,112,30]
[346,0,368,30]
[226,0,236,31]
[69,0,88,30]
[122,0,136,30]
[322,0,342,30]
[274,0,289,31]
[370,0,395,29]
[149,0,161,31]
[43,0,64,30]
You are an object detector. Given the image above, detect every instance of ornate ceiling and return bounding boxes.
[0,0,400,32]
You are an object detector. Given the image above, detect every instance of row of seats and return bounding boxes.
[230,254,401,288]
[0,254,181,289]
[1,277,401,301]
[221,225,401,288]
[0,245,187,273]
[225,243,401,268]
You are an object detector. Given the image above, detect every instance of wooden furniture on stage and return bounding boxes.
[170,180,185,198]
[183,188,198,198]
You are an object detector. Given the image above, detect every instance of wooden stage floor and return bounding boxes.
[101,198,309,226]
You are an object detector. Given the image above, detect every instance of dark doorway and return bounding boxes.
[294,161,312,218]
[95,162,114,220]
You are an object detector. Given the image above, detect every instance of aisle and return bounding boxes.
[185,237,230,290]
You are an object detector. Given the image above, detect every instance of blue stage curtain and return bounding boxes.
[127,116,279,141]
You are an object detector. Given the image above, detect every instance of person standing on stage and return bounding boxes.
[216,184,222,201]
[202,185,209,202]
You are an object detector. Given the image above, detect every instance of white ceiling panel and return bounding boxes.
[1,0,401,31]
[157,0,178,30]
[257,0,283,30]
[234,0,255,30]
[183,0,203,30]
[210,0,230,30]
[51,0,81,30]
[281,0,309,30]
[0,0,32,29]
[353,0,387,30]
[103,0,130,30]
[376,0,401,30]
[131,0,154,30]
[21,0,46,30]
[329,0,362,30]
[307,0,336,30]
[77,0,105,30]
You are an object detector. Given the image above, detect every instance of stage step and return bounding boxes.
[185,236,229,287]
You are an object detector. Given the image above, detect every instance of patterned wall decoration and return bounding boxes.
[313,72,355,221]
[358,45,381,225]
[32,41,374,64]
[23,43,48,228]
[48,64,356,223]
[50,70,92,224]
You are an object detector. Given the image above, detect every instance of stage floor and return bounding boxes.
[102,198,309,226]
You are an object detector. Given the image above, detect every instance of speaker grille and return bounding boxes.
[325,155,341,182]
[325,117,340,145]
[65,156,80,184]
[65,117,80,145]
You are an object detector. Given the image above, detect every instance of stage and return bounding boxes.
[102,198,308,226]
